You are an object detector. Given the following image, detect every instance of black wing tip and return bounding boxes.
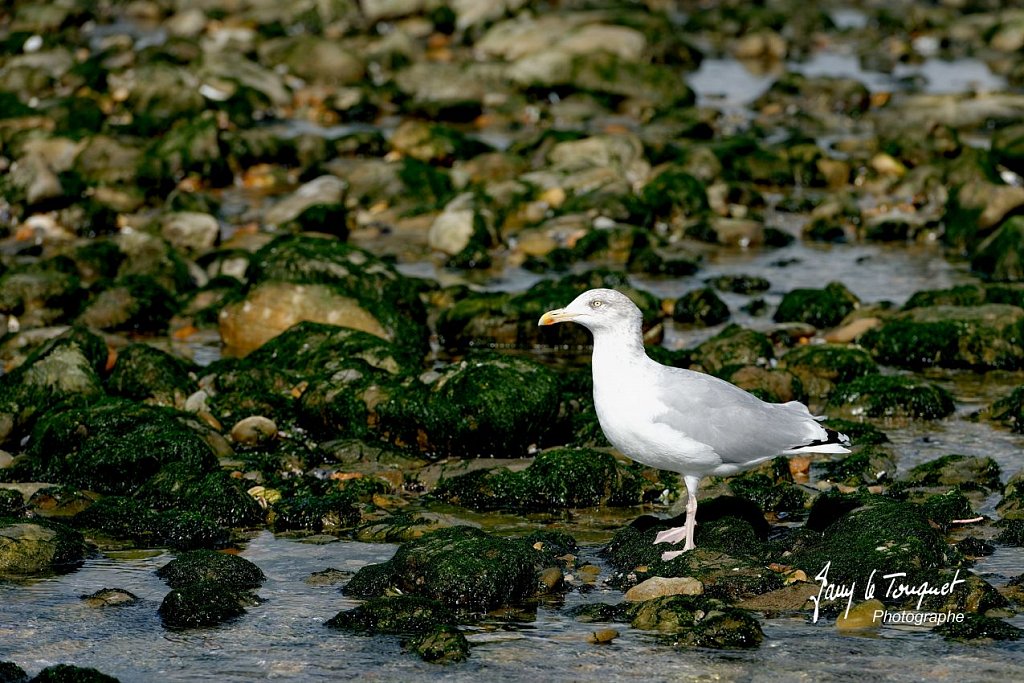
[801,428,851,450]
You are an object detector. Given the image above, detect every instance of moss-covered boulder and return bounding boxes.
[984,386,1024,433]
[688,324,774,377]
[155,510,231,551]
[106,344,194,409]
[156,549,266,590]
[0,326,107,445]
[435,447,664,511]
[343,526,544,614]
[935,613,1023,642]
[0,258,83,328]
[158,579,256,629]
[27,664,120,682]
[406,624,470,664]
[136,464,265,528]
[671,288,730,326]
[0,517,88,577]
[23,399,219,495]
[972,215,1024,282]
[996,470,1024,520]
[377,351,562,459]
[0,661,26,683]
[861,304,1024,370]
[903,454,1002,492]
[327,595,456,634]
[437,270,661,351]
[789,498,958,592]
[827,375,955,420]
[817,444,898,486]
[219,235,427,362]
[727,471,808,513]
[72,496,160,545]
[774,282,859,329]
[627,595,763,649]
[270,491,360,533]
[780,344,878,399]
[78,275,178,334]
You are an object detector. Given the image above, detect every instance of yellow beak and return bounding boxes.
[538,308,578,326]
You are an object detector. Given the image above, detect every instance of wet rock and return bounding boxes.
[727,470,807,514]
[903,454,1002,492]
[377,351,561,459]
[23,398,218,495]
[919,490,975,531]
[270,492,359,534]
[671,288,730,326]
[355,511,474,544]
[81,588,140,608]
[0,489,24,517]
[28,664,120,682]
[0,260,82,328]
[158,579,256,629]
[789,498,957,590]
[861,304,1024,370]
[834,599,885,631]
[998,470,1024,520]
[259,36,364,86]
[973,215,1024,282]
[0,326,107,445]
[935,613,1023,642]
[230,415,277,445]
[625,576,703,602]
[78,275,179,334]
[0,661,26,683]
[406,624,470,664]
[628,595,763,649]
[984,386,1024,433]
[156,510,231,551]
[437,270,660,351]
[160,212,219,256]
[0,517,87,577]
[780,344,878,399]
[818,444,898,486]
[688,324,774,377]
[721,366,803,404]
[706,275,771,295]
[434,447,659,511]
[156,549,265,590]
[136,463,265,528]
[956,537,995,558]
[219,236,426,361]
[343,526,542,614]
[327,595,456,634]
[755,72,870,120]
[264,176,347,237]
[72,496,160,546]
[827,375,955,420]
[587,628,620,644]
[735,581,817,614]
[137,111,232,191]
[773,282,859,329]
[111,232,195,295]
[106,344,194,409]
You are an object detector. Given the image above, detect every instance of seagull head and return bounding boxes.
[538,288,642,334]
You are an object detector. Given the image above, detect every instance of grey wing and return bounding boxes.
[651,366,826,464]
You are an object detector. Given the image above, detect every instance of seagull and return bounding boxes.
[539,288,850,561]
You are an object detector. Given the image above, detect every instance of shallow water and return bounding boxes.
[3,533,1023,682]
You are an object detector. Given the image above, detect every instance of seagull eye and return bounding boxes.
[590,300,603,309]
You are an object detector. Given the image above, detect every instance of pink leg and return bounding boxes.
[658,475,700,561]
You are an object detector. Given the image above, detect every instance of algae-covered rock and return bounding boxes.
[688,324,774,377]
[0,517,87,577]
[998,470,1024,520]
[136,464,265,528]
[78,275,178,334]
[270,492,360,533]
[106,344,194,409]
[827,375,955,420]
[984,386,1024,433]
[28,664,121,682]
[406,624,470,664]
[155,510,231,551]
[789,498,957,590]
[818,444,898,486]
[263,175,347,236]
[903,454,1002,492]
[158,579,255,629]
[156,549,266,591]
[437,270,661,351]
[861,304,1024,370]
[935,613,1023,642]
[219,235,427,361]
[0,489,25,517]
[919,490,975,530]
[377,351,561,459]
[72,496,159,545]
[0,661,26,683]
[0,326,107,445]
[24,399,219,495]
[434,447,655,511]
[972,215,1024,282]
[780,344,877,399]
[327,595,456,634]
[671,288,730,326]
[0,259,82,328]
[773,282,858,329]
[627,595,763,649]
[344,526,542,613]
[727,472,807,513]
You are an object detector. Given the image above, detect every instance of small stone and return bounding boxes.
[230,415,278,445]
[835,599,885,631]
[0,450,13,469]
[537,566,564,592]
[161,212,219,255]
[624,576,703,602]
[81,588,140,608]
[588,628,619,644]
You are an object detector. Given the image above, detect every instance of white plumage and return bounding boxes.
[540,288,850,559]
